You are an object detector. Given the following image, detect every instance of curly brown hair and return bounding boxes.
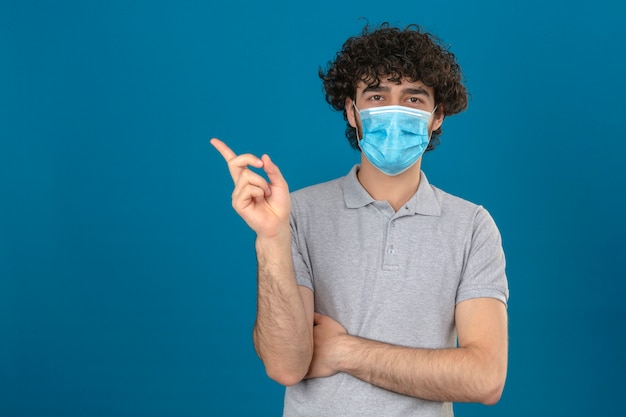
[319,22,469,151]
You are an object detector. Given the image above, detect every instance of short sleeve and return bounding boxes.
[456,207,509,306]
[290,207,314,291]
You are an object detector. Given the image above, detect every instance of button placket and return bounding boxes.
[383,218,398,269]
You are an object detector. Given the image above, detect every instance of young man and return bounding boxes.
[211,23,509,417]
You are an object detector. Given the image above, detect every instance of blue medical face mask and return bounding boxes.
[355,104,436,176]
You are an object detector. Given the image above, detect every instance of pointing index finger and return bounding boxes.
[210,137,266,186]
[210,138,236,162]
[210,137,263,169]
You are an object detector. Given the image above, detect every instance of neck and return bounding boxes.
[357,158,423,212]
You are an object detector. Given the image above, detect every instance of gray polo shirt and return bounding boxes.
[284,165,508,417]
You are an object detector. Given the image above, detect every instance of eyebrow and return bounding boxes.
[360,85,431,97]
[361,85,391,94]
[403,87,431,98]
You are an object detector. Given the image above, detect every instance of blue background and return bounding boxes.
[2,0,625,416]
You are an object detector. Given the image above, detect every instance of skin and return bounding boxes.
[210,77,508,404]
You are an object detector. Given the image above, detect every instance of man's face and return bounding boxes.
[346,78,444,138]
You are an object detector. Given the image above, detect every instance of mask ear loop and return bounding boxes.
[352,102,362,142]
[427,105,439,141]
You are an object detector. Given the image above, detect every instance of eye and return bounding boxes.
[370,94,384,101]
[408,97,422,104]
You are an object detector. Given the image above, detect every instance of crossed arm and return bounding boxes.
[307,292,508,405]
[211,137,508,404]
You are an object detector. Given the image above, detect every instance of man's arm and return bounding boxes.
[307,297,508,404]
[210,138,314,386]
[253,234,314,386]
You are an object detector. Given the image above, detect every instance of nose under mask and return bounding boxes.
[356,104,435,176]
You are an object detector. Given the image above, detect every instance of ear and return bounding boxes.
[345,97,357,128]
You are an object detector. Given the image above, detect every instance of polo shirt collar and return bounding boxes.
[342,164,441,216]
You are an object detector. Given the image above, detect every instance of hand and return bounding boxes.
[210,138,291,239]
[306,313,349,379]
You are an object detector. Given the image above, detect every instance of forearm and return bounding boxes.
[253,230,313,386]
[337,336,506,404]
